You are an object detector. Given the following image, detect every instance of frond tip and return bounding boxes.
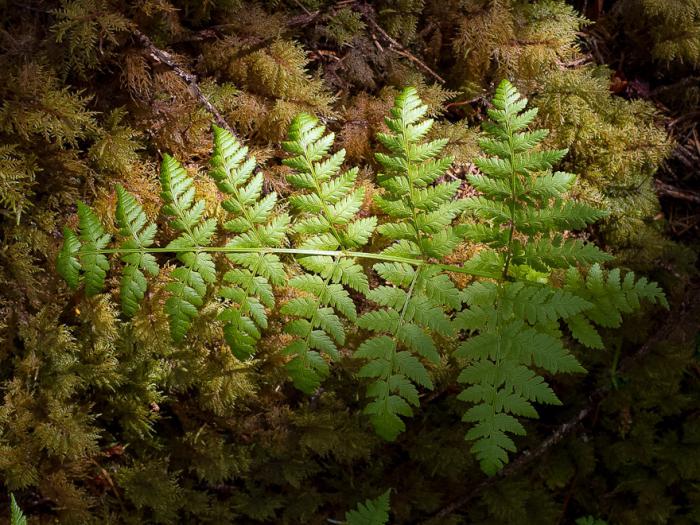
[345,490,391,525]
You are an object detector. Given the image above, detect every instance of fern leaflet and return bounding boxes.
[281,113,375,392]
[355,88,460,440]
[10,494,27,525]
[345,490,391,525]
[210,125,289,359]
[115,184,159,316]
[161,154,216,342]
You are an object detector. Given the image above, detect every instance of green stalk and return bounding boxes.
[77,246,499,280]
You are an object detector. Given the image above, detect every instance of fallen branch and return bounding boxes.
[656,179,700,204]
[357,3,445,84]
[424,280,700,523]
[132,29,236,135]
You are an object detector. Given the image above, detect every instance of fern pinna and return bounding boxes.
[209,126,289,359]
[354,88,464,440]
[56,80,666,475]
[453,80,667,474]
[281,113,376,393]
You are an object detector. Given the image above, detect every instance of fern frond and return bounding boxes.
[345,490,391,525]
[66,201,111,296]
[116,185,158,316]
[355,88,459,439]
[210,125,289,359]
[160,154,215,342]
[281,113,374,392]
[57,227,82,289]
[10,494,27,525]
[50,85,670,481]
[455,281,584,474]
[454,80,666,475]
[563,264,669,346]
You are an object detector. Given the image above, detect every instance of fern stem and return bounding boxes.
[502,116,517,281]
[77,247,498,279]
[397,267,420,329]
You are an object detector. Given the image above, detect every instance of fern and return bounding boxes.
[55,83,667,474]
[57,200,111,295]
[454,80,665,475]
[210,125,289,359]
[160,154,218,342]
[354,88,461,440]
[563,264,668,349]
[345,490,391,525]
[115,185,159,316]
[281,113,376,393]
[576,517,608,525]
[10,494,27,525]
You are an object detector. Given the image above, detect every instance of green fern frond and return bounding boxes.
[210,125,289,359]
[161,154,216,342]
[455,280,584,474]
[563,264,669,347]
[116,185,158,316]
[57,227,82,289]
[455,80,666,475]
[281,113,374,392]
[345,489,391,525]
[10,494,27,525]
[461,80,609,279]
[57,200,112,296]
[78,201,111,295]
[51,82,670,479]
[355,88,460,440]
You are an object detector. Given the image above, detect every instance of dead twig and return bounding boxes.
[655,180,700,204]
[132,28,236,135]
[357,3,445,84]
[444,96,488,110]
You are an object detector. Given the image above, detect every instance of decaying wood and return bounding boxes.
[656,179,700,204]
[132,29,236,135]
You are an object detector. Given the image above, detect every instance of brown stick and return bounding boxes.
[132,29,236,135]
[357,3,446,84]
[424,281,700,523]
[655,179,700,204]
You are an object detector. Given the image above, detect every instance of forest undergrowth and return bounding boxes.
[1,1,699,524]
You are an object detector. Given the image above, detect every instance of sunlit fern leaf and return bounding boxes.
[57,227,82,289]
[455,80,667,475]
[50,86,670,477]
[355,87,460,440]
[281,113,373,391]
[77,200,111,295]
[115,185,158,316]
[10,494,27,525]
[160,154,213,342]
[209,125,289,359]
